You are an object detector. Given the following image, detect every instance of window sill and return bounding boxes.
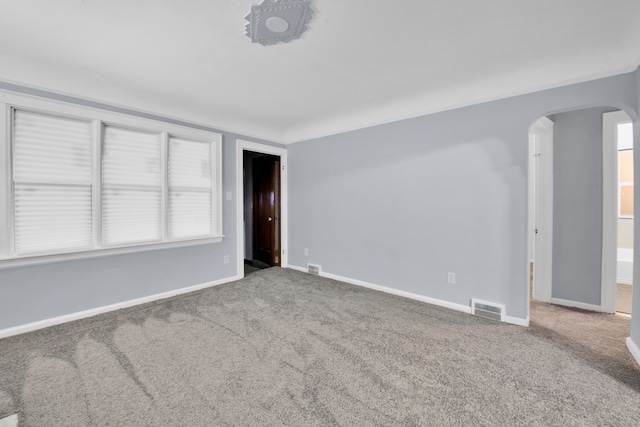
[0,236,224,270]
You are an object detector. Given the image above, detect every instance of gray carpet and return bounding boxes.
[244,259,271,276]
[1,268,639,426]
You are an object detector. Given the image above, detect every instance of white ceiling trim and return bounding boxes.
[283,65,639,144]
[3,1,640,146]
[2,62,637,147]
[0,77,288,144]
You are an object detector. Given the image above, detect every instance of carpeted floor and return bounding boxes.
[1,268,639,426]
[617,283,633,314]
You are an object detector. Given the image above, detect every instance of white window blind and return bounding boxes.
[12,110,93,254]
[102,126,162,246]
[168,137,214,240]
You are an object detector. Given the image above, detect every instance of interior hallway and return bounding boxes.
[530,263,637,374]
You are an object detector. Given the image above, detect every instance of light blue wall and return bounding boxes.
[288,72,638,321]
[0,82,284,331]
[2,72,639,332]
[550,107,616,306]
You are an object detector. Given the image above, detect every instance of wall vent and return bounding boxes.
[307,263,321,276]
[471,299,505,322]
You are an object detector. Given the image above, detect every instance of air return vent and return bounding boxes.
[307,263,321,276]
[471,299,505,322]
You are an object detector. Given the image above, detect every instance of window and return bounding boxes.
[102,126,163,246]
[13,110,94,254]
[618,122,634,218]
[168,137,215,240]
[0,93,222,267]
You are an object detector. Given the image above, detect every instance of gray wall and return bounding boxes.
[288,72,638,321]
[0,81,284,331]
[549,107,615,305]
[1,72,640,332]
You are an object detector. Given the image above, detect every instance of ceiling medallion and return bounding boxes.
[245,0,313,46]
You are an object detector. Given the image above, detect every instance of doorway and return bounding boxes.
[235,140,288,279]
[528,108,634,314]
[528,117,554,307]
[245,152,281,270]
[603,111,634,314]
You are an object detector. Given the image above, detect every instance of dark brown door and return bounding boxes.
[253,155,280,266]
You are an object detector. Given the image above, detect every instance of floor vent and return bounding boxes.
[471,299,505,322]
[307,263,321,276]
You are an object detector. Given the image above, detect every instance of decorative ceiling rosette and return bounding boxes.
[245,0,313,46]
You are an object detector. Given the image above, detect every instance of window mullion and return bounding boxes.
[93,120,103,250]
[161,132,168,242]
[213,139,222,236]
[0,104,10,259]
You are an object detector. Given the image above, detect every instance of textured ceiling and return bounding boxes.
[1,0,639,143]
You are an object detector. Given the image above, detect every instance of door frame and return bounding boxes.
[236,140,288,278]
[602,110,632,313]
[528,117,554,308]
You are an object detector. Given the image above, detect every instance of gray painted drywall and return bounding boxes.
[549,107,615,305]
[288,72,638,321]
[631,66,640,347]
[0,81,284,331]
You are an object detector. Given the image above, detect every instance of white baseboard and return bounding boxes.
[617,278,633,286]
[288,264,473,314]
[504,315,530,327]
[287,264,307,273]
[626,337,640,367]
[0,275,240,340]
[550,297,602,312]
[288,265,531,326]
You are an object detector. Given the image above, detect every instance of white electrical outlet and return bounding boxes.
[304,248,309,256]
[447,272,456,284]
[224,255,230,264]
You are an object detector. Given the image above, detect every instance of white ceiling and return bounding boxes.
[1,0,639,144]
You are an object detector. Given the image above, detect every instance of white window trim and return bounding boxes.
[0,91,223,270]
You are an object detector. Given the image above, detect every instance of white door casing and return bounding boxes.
[529,117,554,303]
[602,110,632,313]
[235,140,288,279]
